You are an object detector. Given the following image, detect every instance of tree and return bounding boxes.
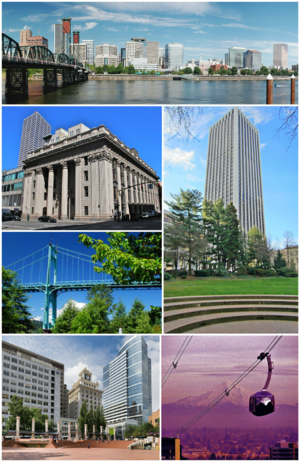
[5,396,31,431]
[128,65,135,74]
[164,106,204,141]
[164,221,185,277]
[78,400,88,438]
[79,233,161,285]
[275,108,298,150]
[52,300,79,333]
[194,67,202,75]
[247,226,270,267]
[208,67,214,75]
[127,298,146,331]
[246,69,253,75]
[260,66,269,75]
[182,67,193,74]
[165,189,203,275]
[255,70,261,75]
[2,267,33,333]
[231,67,238,75]
[109,300,128,333]
[241,69,246,75]
[99,405,106,430]
[283,230,295,267]
[273,250,287,271]
[87,406,94,432]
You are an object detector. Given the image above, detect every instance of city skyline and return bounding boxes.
[164,106,298,246]
[2,2,298,67]
[2,335,160,413]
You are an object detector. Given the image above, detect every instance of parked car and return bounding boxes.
[142,212,150,219]
[38,216,57,223]
[2,208,13,221]
[13,215,21,221]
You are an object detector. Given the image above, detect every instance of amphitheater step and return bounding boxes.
[164,298,298,311]
[165,294,298,305]
[164,311,298,334]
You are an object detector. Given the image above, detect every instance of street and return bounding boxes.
[2,218,162,231]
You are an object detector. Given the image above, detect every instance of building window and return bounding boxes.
[84,206,89,216]
[32,207,34,214]
[84,186,89,197]
[84,171,88,181]
[44,192,47,200]
[32,192,35,200]
[84,157,88,166]
[76,129,80,134]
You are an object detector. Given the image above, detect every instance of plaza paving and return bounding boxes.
[2,447,159,460]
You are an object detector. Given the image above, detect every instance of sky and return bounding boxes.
[2,2,298,67]
[164,106,298,247]
[2,106,162,176]
[2,334,160,412]
[162,335,298,406]
[2,232,162,321]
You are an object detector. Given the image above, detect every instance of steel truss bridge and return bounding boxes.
[2,33,88,102]
[6,243,160,330]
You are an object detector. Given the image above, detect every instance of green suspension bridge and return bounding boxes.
[6,243,161,330]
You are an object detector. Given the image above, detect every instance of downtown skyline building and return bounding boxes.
[204,107,265,234]
[244,50,262,71]
[103,336,152,434]
[273,43,288,69]
[227,47,247,68]
[82,39,94,65]
[68,368,103,420]
[18,112,51,167]
[95,44,118,67]
[54,23,63,54]
[165,43,184,69]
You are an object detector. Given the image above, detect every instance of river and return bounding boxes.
[2,78,298,105]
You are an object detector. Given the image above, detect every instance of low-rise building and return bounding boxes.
[2,167,24,212]
[149,409,159,426]
[27,36,48,48]
[270,441,298,460]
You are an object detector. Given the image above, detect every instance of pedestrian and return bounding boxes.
[114,210,117,221]
[88,443,90,449]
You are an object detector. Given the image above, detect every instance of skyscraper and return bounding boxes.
[95,44,117,66]
[20,27,32,46]
[165,43,184,69]
[103,336,152,427]
[227,47,247,68]
[68,368,103,419]
[273,43,288,68]
[244,50,262,71]
[18,112,51,167]
[82,39,94,65]
[54,24,63,54]
[204,108,265,234]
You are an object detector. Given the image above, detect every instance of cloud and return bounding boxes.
[164,147,196,171]
[260,143,267,149]
[241,107,277,126]
[194,30,207,34]
[187,174,204,183]
[203,22,262,30]
[105,27,119,32]
[33,316,42,321]
[73,22,98,31]
[49,24,55,33]
[6,28,23,33]
[57,300,86,318]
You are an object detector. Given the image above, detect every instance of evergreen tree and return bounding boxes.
[109,300,128,333]
[127,298,146,332]
[2,267,33,333]
[247,226,270,267]
[203,199,231,266]
[99,405,106,431]
[87,406,94,432]
[273,249,287,271]
[78,400,88,438]
[165,188,203,275]
[95,405,101,432]
[164,221,185,278]
[52,300,79,333]
[224,203,243,271]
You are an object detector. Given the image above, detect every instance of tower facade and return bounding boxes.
[68,368,103,419]
[82,40,94,65]
[18,112,51,167]
[165,43,184,69]
[204,107,265,234]
[273,43,288,68]
[103,336,152,426]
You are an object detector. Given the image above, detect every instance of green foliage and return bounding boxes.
[2,267,33,333]
[164,272,172,281]
[231,67,238,75]
[255,70,261,75]
[277,267,298,277]
[256,269,277,277]
[52,300,79,333]
[5,396,52,432]
[247,226,271,268]
[208,67,214,75]
[128,65,135,74]
[182,67,193,74]
[273,250,287,271]
[194,67,202,75]
[123,422,158,439]
[260,66,269,75]
[28,69,43,78]
[78,400,88,438]
[79,232,161,284]
[164,221,186,278]
[194,269,210,277]
[241,69,247,75]
[214,264,228,277]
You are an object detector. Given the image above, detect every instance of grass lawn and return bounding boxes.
[164,276,298,297]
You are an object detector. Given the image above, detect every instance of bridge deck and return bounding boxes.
[20,281,161,293]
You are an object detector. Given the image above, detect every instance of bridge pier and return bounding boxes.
[5,68,28,103]
[43,68,58,93]
[62,68,72,86]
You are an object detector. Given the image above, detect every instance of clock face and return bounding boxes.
[85,374,90,381]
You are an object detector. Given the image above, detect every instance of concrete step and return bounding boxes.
[164,311,298,334]
[165,294,298,304]
[164,298,298,311]
[164,304,298,323]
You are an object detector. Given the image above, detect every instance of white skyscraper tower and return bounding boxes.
[18,112,51,166]
[273,43,288,69]
[204,107,265,234]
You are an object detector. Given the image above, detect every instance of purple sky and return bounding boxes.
[162,335,298,406]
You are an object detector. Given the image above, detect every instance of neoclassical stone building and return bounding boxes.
[22,124,160,220]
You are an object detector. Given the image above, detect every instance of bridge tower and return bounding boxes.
[43,243,58,331]
[61,18,72,56]
[72,31,80,63]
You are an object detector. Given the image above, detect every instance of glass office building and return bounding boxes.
[165,43,184,70]
[18,112,51,166]
[103,336,152,426]
[228,47,247,68]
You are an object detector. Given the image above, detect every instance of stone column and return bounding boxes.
[31,418,35,439]
[93,425,96,440]
[35,168,44,217]
[61,161,68,220]
[47,165,54,216]
[132,171,137,211]
[16,416,20,440]
[74,158,82,220]
[89,154,99,218]
[100,426,103,441]
[123,165,129,216]
[98,151,114,217]
[57,421,61,440]
[84,424,88,440]
[113,428,116,441]
[141,175,146,211]
[116,160,122,218]
[45,420,49,436]
[68,422,72,441]
[107,426,109,441]
[75,423,78,441]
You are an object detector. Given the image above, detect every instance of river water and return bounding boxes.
[2,78,298,105]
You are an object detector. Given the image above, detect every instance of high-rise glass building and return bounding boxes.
[82,39,94,65]
[204,107,265,234]
[165,43,184,69]
[244,50,261,71]
[227,47,247,68]
[54,24,63,54]
[273,43,288,68]
[18,112,51,166]
[103,336,152,426]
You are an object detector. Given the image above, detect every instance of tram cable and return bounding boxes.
[162,336,193,388]
[172,335,282,437]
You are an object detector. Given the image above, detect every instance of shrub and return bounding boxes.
[178,270,188,277]
[194,270,210,277]
[235,268,247,276]
[214,264,228,277]
[164,272,172,281]
[256,269,277,277]
[246,267,258,276]
[180,275,187,279]
[277,267,298,278]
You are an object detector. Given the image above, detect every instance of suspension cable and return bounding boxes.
[162,336,193,388]
[172,335,282,438]
[6,246,48,268]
